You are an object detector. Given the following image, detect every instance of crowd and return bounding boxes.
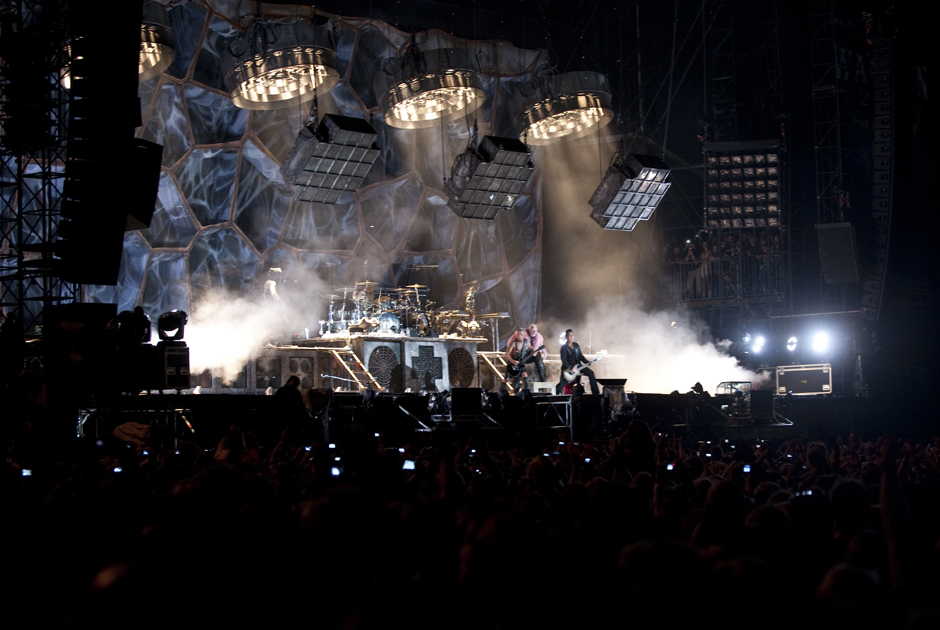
[663,228,783,265]
[662,229,784,299]
[5,416,940,629]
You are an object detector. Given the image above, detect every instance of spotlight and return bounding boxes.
[157,309,188,342]
[752,336,765,353]
[787,336,798,351]
[812,332,829,353]
[281,114,380,203]
[222,19,339,110]
[588,154,671,231]
[139,1,175,81]
[376,45,484,129]
[742,333,752,344]
[444,131,534,220]
[558,332,567,345]
[517,71,613,145]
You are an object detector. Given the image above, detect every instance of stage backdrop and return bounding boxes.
[88,0,542,345]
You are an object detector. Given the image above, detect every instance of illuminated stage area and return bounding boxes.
[5,4,939,629]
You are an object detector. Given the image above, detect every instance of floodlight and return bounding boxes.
[752,336,765,353]
[812,332,829,353]
[222,19,339,110]
[139,2,175,81]
[787,336,798,351]
[588,154,671,231]
[376,47,484,129]
[517,72,613,145]
[281,114,380,204]
[157,309,188,342]
[445,135,534,220]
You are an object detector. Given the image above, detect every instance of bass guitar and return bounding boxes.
[563,356,603,382]
[506,344,545,379]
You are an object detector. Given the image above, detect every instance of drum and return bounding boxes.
[378,312,401,333]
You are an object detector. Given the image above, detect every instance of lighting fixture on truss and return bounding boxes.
[588,154,671,231]
[376,44,484,129]
[139,1,175,81]
[280,113,380,204]
[516,71,613,145]
[444,129,534,220]
[221,18,339,110]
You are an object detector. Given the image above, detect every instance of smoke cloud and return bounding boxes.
[185,270,331,383]
[535,124,760,394]
[543,300,761,394]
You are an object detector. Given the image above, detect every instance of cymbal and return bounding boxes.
[404,284,428,289]
[476,312,510,318]
[355,280,378,287]
[320,294,340,299]
[435,310,469,317]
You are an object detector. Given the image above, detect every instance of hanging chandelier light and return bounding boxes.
[376,44,484,129]
[139,1,175,81]
[221,18,339,111]
[516,71,613,145]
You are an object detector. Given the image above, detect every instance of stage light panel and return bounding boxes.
[281,114,380,204]
[588,154,671,231]
[445,136,534,220]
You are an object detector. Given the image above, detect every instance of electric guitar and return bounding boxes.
[505,344,545,379]
[563,356,603,382]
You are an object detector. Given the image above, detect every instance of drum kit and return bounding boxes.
[316,281,509,338]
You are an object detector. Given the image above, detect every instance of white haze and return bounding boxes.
[185,276,329,382]
[184,294,287,383]
[535,128,762,395]
[543,301,762,395]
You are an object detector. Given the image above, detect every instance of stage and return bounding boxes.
[188,333,629,396]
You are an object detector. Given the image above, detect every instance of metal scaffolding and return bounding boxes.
[0,0,78,338]
[809,0,854,314]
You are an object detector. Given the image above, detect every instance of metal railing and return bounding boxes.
[663,254,787,303]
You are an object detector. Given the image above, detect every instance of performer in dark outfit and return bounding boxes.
[504,327,532,393]
[557,329,599,395]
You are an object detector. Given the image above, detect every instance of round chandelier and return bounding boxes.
[139,1,175,81]
[222,19,339,111]
[377,48,484,129]
[516,71,613,145]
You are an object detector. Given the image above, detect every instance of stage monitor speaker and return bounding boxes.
[817,222,859,283]
[750,389,773,416]
[451,387,483,416]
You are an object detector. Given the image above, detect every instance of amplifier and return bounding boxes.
[776,364,831,395]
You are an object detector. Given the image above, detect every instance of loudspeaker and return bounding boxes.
[750,389,773,416]
[817,222,859,283]
[451,387,483,417]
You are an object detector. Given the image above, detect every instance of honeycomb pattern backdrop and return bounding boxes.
[87,0,543,346]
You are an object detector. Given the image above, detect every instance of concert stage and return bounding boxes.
[85,385,901,455]
[190,334,628,396]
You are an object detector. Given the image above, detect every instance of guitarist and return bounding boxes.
[557,329,599,395]
[504,327,533,392]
